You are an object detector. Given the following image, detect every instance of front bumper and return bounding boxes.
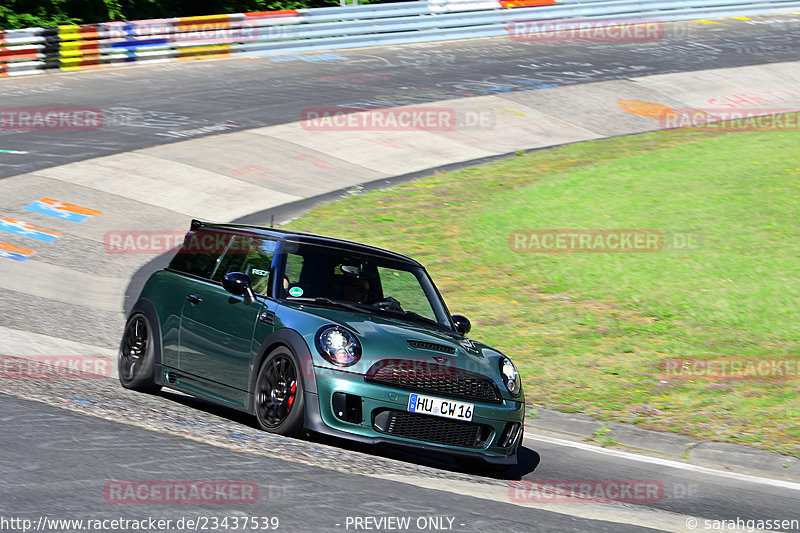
[303,366,525,464]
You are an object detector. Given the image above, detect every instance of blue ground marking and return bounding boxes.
[0,249,33,261]
[0,218,61,242]
[22,200,93,223]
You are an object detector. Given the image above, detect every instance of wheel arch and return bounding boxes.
[248,328,317,412]
[126,298,164,387]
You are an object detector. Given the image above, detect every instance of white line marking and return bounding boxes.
[525,433,800,491]
[384,474,718,533]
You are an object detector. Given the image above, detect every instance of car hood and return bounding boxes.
[277,304,506,377]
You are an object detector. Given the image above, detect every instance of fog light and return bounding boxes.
[332,392,362,423]
[499,422,521,447]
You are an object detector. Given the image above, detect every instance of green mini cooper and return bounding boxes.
[120,220,525,465]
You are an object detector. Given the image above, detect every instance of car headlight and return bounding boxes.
[500,356,520,395]
[316,326,362,367]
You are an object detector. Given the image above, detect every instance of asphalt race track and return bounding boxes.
[1,17,800,179]
[1,13,800,533]
[3,371,800,532]
[0,393,659,533]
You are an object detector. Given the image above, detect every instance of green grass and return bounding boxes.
[285,126,800,456]
[589,427,619,448]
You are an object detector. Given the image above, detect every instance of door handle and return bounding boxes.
[186,294,202,304]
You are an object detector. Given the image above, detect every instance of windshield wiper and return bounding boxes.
[375,307,449,331]
[287,297,450,330]
[286,297,367,314]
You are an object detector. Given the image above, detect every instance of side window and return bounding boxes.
[284,253,304,286]
[211,236,277,296]
[169,230,229,279]
[278,253,305,298]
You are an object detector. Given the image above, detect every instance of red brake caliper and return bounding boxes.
[287,382,296,408]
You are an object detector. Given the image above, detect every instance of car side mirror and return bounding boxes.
[451,314,471,335]
[222,272,255,305]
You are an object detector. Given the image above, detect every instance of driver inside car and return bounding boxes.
[341,276,370,304]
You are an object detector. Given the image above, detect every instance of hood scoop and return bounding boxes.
[407,339,456,355]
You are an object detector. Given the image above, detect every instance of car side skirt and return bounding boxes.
[158,364,250,412]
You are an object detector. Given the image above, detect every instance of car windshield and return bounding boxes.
[277,241,452,329]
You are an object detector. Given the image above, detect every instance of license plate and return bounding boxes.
[407,393,473,422]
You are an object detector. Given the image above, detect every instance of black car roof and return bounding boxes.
[191,219,422,266]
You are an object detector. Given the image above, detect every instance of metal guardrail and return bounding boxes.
[2,0,800,77]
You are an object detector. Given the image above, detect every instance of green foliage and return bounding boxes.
[0,1,79,28]
[589,428,619,447]
[0,0,348,29]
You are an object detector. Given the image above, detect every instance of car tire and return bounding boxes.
[118,312,162,394]
[254,346,305,437]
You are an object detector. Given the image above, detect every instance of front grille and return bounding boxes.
[366,359,502,403]
[373,409,491,448]
[407,340,456,354]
